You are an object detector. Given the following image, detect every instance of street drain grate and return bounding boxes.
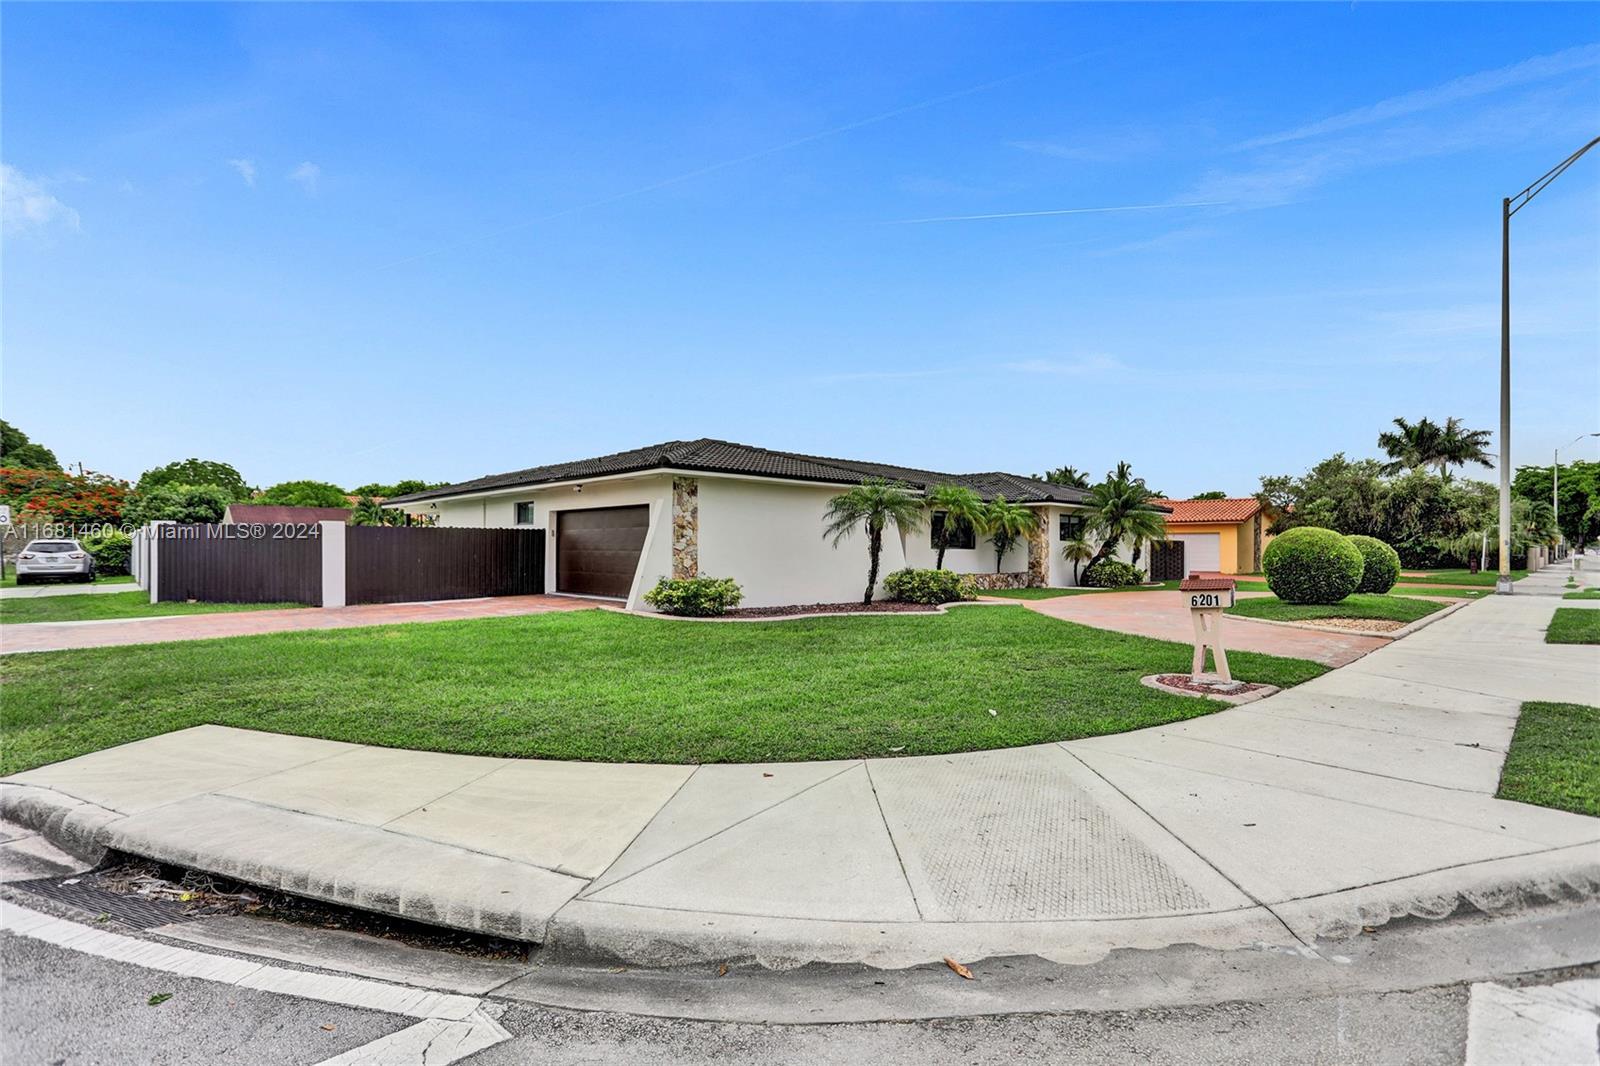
[10,875,200,930]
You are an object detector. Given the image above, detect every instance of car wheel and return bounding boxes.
[15,575,30,586]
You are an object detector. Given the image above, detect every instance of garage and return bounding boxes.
[1166,532,1221,574]
[556,505,649,598]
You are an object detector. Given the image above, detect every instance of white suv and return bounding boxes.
[15,539,96,584]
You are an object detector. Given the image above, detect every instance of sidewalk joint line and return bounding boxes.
[1058,746,1314,950]
[1169,734,1499,795]
[578,764,701,893]
[862,760,925,921]
[376,757,516,829]
[578,763,860,899]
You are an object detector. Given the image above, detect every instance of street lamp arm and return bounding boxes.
[1508,134,1600,217]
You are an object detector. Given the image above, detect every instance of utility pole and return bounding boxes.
[1496,135,1600,593]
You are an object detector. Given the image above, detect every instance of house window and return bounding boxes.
[1059,514,1086,542]
[931,512,976,551]
[515,502,536,525]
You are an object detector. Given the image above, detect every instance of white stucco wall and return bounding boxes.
[901,517,1028,577]
[697,476,911,608]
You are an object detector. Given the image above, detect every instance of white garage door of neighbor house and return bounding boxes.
[1168,533,1222,574]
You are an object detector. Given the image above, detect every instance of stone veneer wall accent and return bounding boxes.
[963,571,1032,591]
[671,477,699,579]
[1026,520,1050,588]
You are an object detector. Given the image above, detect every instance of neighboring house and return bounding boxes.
[1149,497,1271,575]
[223,504,353,526]
[386,438,1133,610]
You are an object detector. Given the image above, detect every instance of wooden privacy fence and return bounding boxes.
[148,523,545,606]
[345,526,544,604]
[154,525,324,605]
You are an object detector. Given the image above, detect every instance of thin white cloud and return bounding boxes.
[1,164,81,234]
[1008,127,1165,164]
[287,161,321,194]
[227,158,257,187]
[1238,42,1600,150]
[885,201,1226,225]
[1004,355,1129,376]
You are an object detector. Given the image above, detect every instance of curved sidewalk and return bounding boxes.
[4,590,1597,970]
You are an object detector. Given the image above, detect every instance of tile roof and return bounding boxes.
[1152,497,1262,524]
[386,438,1095,506]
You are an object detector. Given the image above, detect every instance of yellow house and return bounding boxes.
[1150,497,1272,575]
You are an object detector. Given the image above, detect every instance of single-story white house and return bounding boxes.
[385,438,1136,610]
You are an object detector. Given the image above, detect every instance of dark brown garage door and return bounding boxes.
[556,505,649,598]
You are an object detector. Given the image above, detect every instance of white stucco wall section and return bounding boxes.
[697,476,910,608]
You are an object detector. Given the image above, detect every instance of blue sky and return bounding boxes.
[4,3,1597,496]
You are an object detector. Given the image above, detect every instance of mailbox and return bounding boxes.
[1178,572,1237,682]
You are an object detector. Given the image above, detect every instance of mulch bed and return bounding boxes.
[1154,674,1271,698]
[721,601,942,618]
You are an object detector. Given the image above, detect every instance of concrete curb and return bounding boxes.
[1272,843,1600,941]
[0,783,119,865]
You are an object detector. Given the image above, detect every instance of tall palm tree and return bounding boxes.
[1377,416,1445,476]
[1082,462,1167,571]
[822,478,924,604]
[925,484,984,570]
[1060,534,1094,585]
[1037,465,1090,489]
[977,495,1038,573]
[1437,417,1494,481]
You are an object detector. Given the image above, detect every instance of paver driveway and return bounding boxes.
[1014,589,1389,667]
[0,594,602,655]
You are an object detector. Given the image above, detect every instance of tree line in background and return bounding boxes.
[1257,415,1583,570]
[0,420,445,537]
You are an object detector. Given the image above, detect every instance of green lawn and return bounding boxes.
[1496,702,1600,817]
[984,580,1182,600]
[0,605,1327,775]
[0,591,302,625]
[1396,568,1527,587]
[1,573,135,589]
[1563,588,1600,600]
[1546,608,1600,645]
[1226,593,1446,625]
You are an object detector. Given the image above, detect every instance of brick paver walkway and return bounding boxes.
[1013,590,1389,667]
[0,594,602,655]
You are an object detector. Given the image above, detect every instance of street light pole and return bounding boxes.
[1496,134,1600,594]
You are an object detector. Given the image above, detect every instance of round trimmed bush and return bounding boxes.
[1262,527,1364,604]
[1080,559,1144,588]
[884,568,977,604]
[1346,534,1400,594]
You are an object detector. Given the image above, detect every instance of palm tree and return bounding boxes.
[977,495,1038,573]
[822,478,925,604]
[1437,417,1494,481]
[1378,417,1445,476]
[1060,534,1094,585]
[1082,462,1167,571]
[350,496,400,526]
[925,484,984,570]
[1037,465,1089,489]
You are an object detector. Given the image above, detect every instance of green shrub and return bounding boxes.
[123,483,231,525]
[82,529,133,574]
[1347,534,1401,593]
[1263,527,1364,604]
[884,568,978,604]
[642,576,743,616]
[1080,559,1144,588]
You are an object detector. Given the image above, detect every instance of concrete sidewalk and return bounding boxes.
[0,581,139,600]
[3,588,1596,970]
[0,594,601,654]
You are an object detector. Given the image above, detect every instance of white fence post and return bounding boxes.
[320,521,347,608]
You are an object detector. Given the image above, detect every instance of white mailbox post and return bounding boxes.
[1179,572,1236,682]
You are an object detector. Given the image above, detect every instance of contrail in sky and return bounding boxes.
[885,201,1228,224]
[381,52,1105,269]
